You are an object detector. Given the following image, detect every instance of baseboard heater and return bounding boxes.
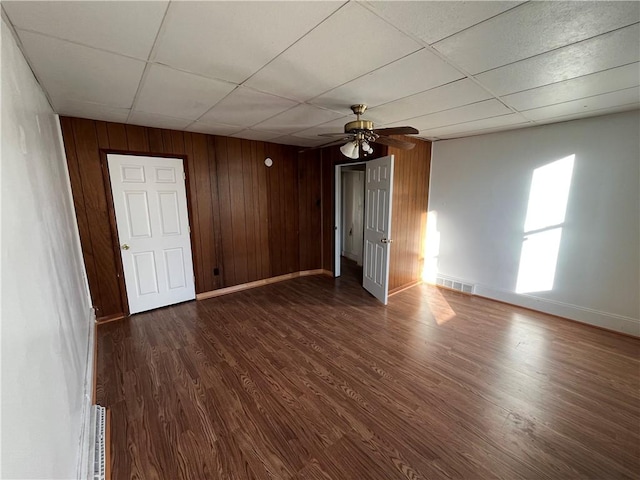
[89,405,107,480]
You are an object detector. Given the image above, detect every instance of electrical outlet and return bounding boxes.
[214,267,220,276]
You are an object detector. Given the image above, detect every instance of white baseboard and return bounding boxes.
[77,307,96,479]
[473,284,639,337]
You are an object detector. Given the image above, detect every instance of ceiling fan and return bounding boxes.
[311,104,419,159]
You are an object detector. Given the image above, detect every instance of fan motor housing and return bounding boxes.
[344,120,374,133]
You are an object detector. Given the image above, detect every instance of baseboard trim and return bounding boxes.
[96,313,126,324]
[389,280,422,297]
[92,323,98,404]
[77,307,96,480]
[473,284,640,337]
[197,269,332,300]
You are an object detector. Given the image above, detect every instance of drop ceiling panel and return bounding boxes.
[17,30,145,108]
[128,112,192,131]
[185,122,243,136]
[436,122,533,140]
[252,104,344,135]
[434,1,639,74]
[531,104,639,126]
[134,64,236,120]
[363,1,523,45]
[366,79,493,124]
[476,25,640,96]
[502,63,640,111]
[420,113,529,138]
[3,1,168,59]
[153,1,344,84]
[231,129,282,142]
[55,100,130,124]
[5,1,637,144]
[199,87,298,127]
[245,2,422,101]
[403,99,512,131]
[521,87,640,121]
[272,135,329,147]
[310,49,464,113]
[292,116,351,139]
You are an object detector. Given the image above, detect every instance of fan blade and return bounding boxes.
[373,136,416,150]
[318,132,353,137]
[298,138,351,153]
[373,126,419,135]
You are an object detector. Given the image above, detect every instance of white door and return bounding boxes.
[363,155,394,304]
[107,154,195,314]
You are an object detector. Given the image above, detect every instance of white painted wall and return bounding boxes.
[429,110,640,336]
[341,170,364,265]
[1,17,94,478]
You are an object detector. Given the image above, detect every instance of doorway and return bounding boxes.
[334,155,395,304]
[107,154,196,314]
[340,164,366,282]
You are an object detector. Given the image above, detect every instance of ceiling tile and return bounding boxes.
[502,63,640,111]
[245,2,422,101]
[17,30,145,108]
[366,79,492,124]
[521,87,640,121]
[199,87,298,127]
[3,1,168,59]
[436,122,533,140]
[128,112,192,131]
[271,135,329,147]
[54,99,130,124]
[185,122,243,136]
[420,113,529,138]
[153,1,344,83]
[401,99,512,131]
[475,25,640,96]
[231,129,282,142]
[363,1,522,44]
[251,104,344,135]
[310,49,464,112]
[434,1,639,74]
[530,104,639,126]
[135,64,236,120]
[292,116,351,139]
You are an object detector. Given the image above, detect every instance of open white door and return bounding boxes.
[363,155,394,304]
[107,154,195,314]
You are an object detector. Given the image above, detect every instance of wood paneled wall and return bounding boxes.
[387,137,432,293]
[319,138,431,293]
[60,117,321,320]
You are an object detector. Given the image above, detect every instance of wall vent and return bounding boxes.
[435,276,475,295]
[89,405,107,480]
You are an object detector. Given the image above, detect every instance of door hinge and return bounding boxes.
[183,172,186,180]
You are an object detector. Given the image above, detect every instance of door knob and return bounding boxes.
[121,244,130,250]
[381,238,393,244]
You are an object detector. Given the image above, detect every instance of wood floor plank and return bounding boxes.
[97,261,640,479]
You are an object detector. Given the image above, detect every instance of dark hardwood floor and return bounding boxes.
[97,266,640,479]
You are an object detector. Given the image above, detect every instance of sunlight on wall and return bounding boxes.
[422,210,440,284]
[516,155,575,294]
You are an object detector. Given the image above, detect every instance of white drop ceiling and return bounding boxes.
[3,1,639,145]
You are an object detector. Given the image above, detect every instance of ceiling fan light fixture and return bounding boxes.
[340,141,359,159]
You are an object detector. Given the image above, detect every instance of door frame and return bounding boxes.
[99,149,196,318]
[334,161,366,277]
